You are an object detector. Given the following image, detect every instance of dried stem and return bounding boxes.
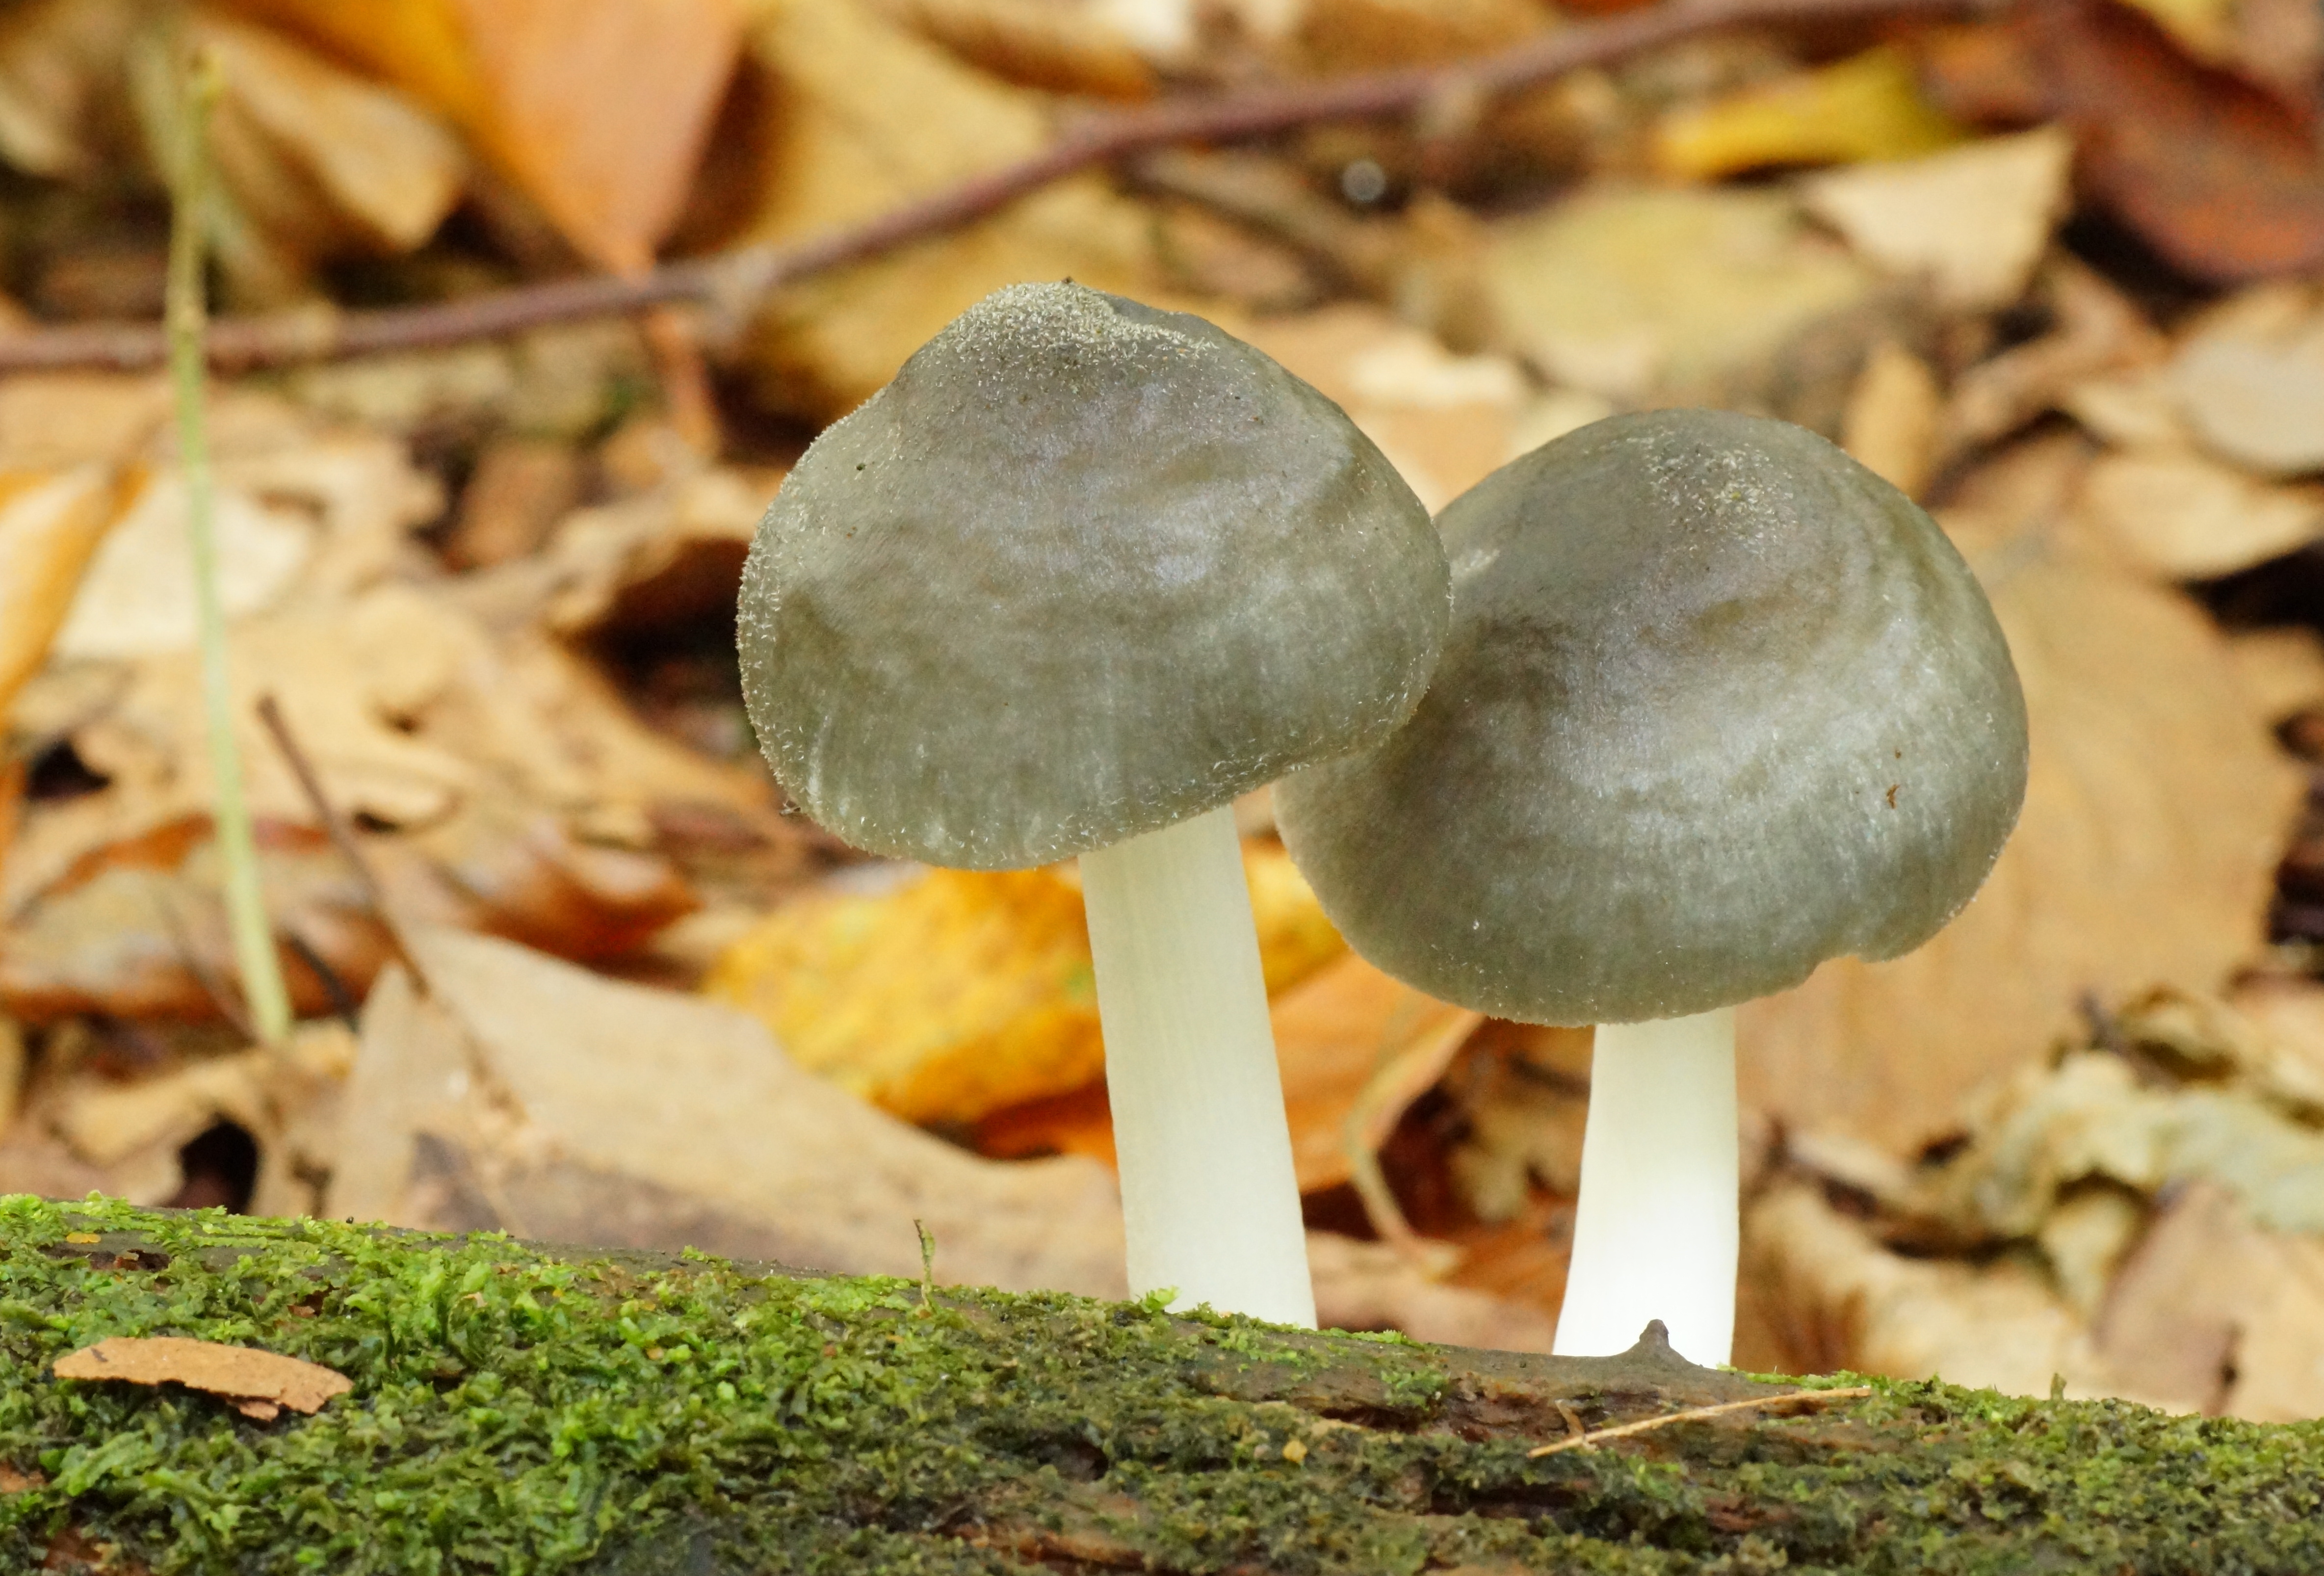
[167,45,292,1047]
[0,0,1983,376]
[1528,1384,1874,1456]
[253,693,430,995]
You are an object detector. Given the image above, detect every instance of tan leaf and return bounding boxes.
[222,0,742,271]
[53,1336,351,1418]
[1485,185,1875,408]
[1738,536,2303,1152]
[2077,447,2324,580]
[731,0,1165,420]
[1800,127,2073,311]
[1239,306,1526,514]
[1839,340,1941,498]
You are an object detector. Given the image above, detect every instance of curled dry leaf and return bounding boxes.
[1738,530,2304,1153]
[2077,447,2324,580]
[52,1336,350,1421]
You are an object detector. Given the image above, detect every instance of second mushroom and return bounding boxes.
[1277,409,2028,1364]
[737,282,1448,1326]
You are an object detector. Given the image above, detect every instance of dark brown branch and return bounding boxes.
[0,0,1985,376]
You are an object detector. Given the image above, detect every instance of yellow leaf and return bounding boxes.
[1651,47,1968,182]
[704,842,1345,1125]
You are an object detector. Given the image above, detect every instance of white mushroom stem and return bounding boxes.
[1552,1008,1738,1365]
[1080,802,1316,1327]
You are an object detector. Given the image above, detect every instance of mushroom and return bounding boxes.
[1274,409,2027,1363]
[737,282,1448,1326]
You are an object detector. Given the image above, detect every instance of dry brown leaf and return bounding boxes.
[53,1336,351,1420]
[730,0,1165,420]
[1240,306,1526,514]
[1485,184,1876,411]
[223,0,742,271]
[0,0,140,180]
[1744,1179,2113,1397]
[2077,447,2324,579]
[1291,0,1544,74]
[1839,340,1941,498]
[2165,285,2324,477]
[442,438,584,572]
[2223,628,2324,723]
[189,12,465,299]
[1276,952,1480,1194]
[361,927,1133,1294]
[1800,127,2073,312]
[877,0,1157,96]
[1304,1231,1556,1351]
[0,1010,25,1138]
[0,468,125,722]
[1738,534,2303,1152]
[1939,258,2166,462]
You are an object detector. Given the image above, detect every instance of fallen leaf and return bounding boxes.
[190,12,466,299]
[1484,184,1876,409]
[1292,0,1545,74]
[1240,305,1526,513]
[1939,257,2164,464]
[1924,0,2324,283]
[2223,628,2324,723]
[440,437,584,572]
[728,0,1168,420]
[879,0,1158,97]
[1652,46,1967,182]
[1839,339,1941,497]
[2077,447,2324,579]
[1744,1179,2109,1398]
[1304,1231,1555,1351]
[222,0,743,271]
[51,1047,273,1167]
[704,843,1343,1126]
[0,0,140,179]
[52,1336,350,1420]
[2089,1179,2247,1410]
[1800,127,2073,311]
[0,1011,24,1138]
[0,468,125,722]
[1738,532,2304,1152]
[2164,286,2324,477]
[351,928,1133,1295]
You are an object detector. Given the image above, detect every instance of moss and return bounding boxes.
[3,1195,2323,1574]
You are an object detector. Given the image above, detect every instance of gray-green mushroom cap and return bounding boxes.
[1275,408,2029,1024]
[738,282,1448,869]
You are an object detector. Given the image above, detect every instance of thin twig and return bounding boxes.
[0,0,1984,376]
[1527,1385,1873,1456]
[168,43,292,1047]
[253,693,430,995]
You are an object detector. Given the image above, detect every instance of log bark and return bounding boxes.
[2,1194,2319,1574]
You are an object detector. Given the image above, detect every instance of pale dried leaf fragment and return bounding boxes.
[1486,185,1874,407]
[2079,447,2324,579]
[1801,127,2073,311]
[1840,340,1941,497]
[196,13,465,256]
[53,1336,351,1420]
[734,0,1164,419]
[1240,305,1525,513]
[2224,627,2324,723]
[1738,537,2302,1152]
[2170,328,2324,478]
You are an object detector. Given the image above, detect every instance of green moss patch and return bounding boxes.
[3,1195,2323,1574]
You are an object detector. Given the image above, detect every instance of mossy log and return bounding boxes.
[3,1196,2321,1574]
